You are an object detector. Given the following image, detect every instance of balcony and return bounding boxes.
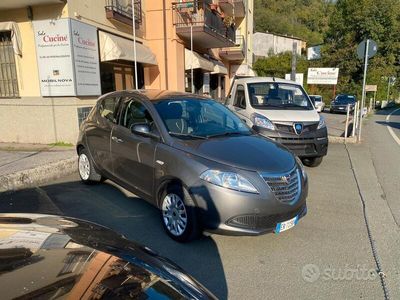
[219,0,234,16]
[219,35,246,61]
[105,0,142,27]
[173,1,236,49]
[233,0,246,18]
[0,0,61,9]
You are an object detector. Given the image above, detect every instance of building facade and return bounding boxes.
[253,32,306,60]
[0,0,253,144]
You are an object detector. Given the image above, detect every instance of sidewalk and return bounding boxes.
[0,143,77,191]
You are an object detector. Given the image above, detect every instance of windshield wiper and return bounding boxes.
[168,132,207,139]
[206,131,249,138]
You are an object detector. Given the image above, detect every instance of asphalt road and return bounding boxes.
[321,110,353,137]
[1,143,391,300]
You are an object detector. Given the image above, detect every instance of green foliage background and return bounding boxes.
[253,0,400,103]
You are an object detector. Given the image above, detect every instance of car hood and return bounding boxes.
[0,214,216,300]
[256,109,320,122]
[172,134,296,173]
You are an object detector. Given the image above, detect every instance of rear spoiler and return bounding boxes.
[225,74,256,105]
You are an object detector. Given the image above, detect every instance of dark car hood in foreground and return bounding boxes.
[0,214,216,300]
[172,134,296,172]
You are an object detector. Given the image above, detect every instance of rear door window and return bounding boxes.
[99,97,118,123]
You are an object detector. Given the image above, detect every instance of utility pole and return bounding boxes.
[131,0,138,90]
[291,42,297,82]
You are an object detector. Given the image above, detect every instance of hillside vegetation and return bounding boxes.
[254,0,400,101]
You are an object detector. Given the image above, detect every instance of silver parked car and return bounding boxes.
[77,90,308,242]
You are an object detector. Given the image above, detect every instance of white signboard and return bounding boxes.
[34,19,101,97]
[307,68,339,85]
[285,73,304,86]
[307,45,321,60]
[71,19,101,96]
[34,19,75,96]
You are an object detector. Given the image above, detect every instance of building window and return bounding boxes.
[0,31,19,98]
[77,107,93,126]
[100,61,144,94]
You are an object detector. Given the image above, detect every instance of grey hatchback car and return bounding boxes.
[77,90,308,242]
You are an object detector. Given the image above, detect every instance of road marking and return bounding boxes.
[385,108,400,147]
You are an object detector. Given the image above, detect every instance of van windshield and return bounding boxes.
[247,82,314,110]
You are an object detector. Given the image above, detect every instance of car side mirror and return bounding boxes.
[131,123,160,140]
[309,98,315,106]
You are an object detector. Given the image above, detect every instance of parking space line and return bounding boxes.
[385,108,400,147]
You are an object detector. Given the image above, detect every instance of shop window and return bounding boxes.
[0,31,19,98]
[101,61,144,94]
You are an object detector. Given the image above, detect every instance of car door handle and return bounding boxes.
[111,136,124,143]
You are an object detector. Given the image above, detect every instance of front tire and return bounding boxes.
[78,148,103,184]
[302,156,323,167]
[160,185,200,243]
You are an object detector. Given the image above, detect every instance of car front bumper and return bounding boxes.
[188,175,308,236]
[330,105,355,113]
[255,126,328,158]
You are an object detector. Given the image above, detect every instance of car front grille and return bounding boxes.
[226,203,307,230]
[261,167,301,204]
[274,122,319,134]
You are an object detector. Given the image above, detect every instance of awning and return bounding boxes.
[99,31,157,66]
[184,49,214,72]
[0,22,22,55]
[211,61,228,75]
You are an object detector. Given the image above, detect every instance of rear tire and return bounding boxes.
[160,184,200,243]
[302,157,323,167]
[78,148,103,184]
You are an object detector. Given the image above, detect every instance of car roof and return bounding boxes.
[107,89,211,102]
[233,77,300,85]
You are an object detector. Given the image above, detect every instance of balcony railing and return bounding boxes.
[173,1,236,46]
[105,0,142,26]
[219,34,246,60]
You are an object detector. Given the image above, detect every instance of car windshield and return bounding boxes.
[310,96,322,102]
[335,95,356,104]
[154,99,251,138]
[247,82,313,110]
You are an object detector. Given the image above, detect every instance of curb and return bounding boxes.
[0,157,77,192]
[328,136,357,144]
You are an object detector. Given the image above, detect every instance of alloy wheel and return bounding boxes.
[162,193,188,236]
[78,153,91,180]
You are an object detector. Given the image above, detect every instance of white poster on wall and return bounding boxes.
[71,19,101,96]
[34,19,75,96]
[307,68,339,85]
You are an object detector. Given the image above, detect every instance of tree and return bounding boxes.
[323,0,400,99]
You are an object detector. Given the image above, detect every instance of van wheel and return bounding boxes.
[78,148,103,184]
[160,185,200,243]
[302,157,323,167]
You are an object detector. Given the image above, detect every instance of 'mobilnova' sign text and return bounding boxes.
[307,68,339,85]
[34,18,101,97]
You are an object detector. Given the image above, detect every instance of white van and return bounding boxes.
[226,77,328,167]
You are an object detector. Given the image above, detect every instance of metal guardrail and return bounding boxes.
[173,1,236,44]
[105,0,142,24]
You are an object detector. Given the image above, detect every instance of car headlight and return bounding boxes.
[251,113,275,130]
[200,170,259,194]
[317,115,326,129]
[295,157,307,179]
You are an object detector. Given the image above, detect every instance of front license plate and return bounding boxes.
[275,216,298,234]
[339,107,344,110]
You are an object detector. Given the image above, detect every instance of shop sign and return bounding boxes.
[34,18,101,96]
